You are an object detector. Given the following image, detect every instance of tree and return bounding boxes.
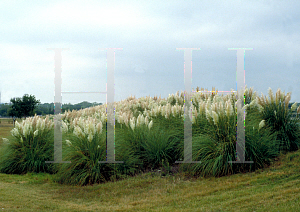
[21,94,40,117]
[8,94,41,119]
[0,103,11,117]
[8,97,23,118]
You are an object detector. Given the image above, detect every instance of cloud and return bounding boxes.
[0,0,300,104]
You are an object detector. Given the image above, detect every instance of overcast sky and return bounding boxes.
[0,0,299,105]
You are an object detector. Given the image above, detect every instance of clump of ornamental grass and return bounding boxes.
[52,117,117,186]
[112,126,144,179]
[180,86,283,178]
[253,87,300,153]
[0,115,56,174]
[139,121,182,171]
[114,112,181,175]
[111,112,150,178]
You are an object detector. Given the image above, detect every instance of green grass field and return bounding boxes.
[0,118,300,211]
[0,149,299,211]
[0,118,24,146]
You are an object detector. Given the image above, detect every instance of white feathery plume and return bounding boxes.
[11,128,20,138]
[218,102,224,116]
[66,140,72,146]
[137,114,145,127]
[145,116,149,126]
[275,89,280,105]
[23,123,30,137]
[74,126,85,138]
[61,121,68,133]
[96,121,103,134]
[212,111,219,126]
[130,118,135,131]
[280,91,285,102]
[259,120,265,130]
[33,130,38,137]
[124,113,129,127]
[291,102,298,112]
[148,120,153,130]
[268,87,275,104]
[171,105,176,117]
[206,108,212,122]
[36,119,42,131]
[2,138,9,144]
[199,102,206,116]
[87,133,93,143]
[285,93,291,108]
[15,121,21,131]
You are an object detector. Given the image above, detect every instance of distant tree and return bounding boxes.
[21,94,40,117]
[0,104,11,117]
[8,97,23,118]
[32,103,54,115]
[8,94,40,119]
[6,99,102,118]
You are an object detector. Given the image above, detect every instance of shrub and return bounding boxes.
[254,87,300,153]
[0,115,56,174]
[52,118,117,186]
[180,86,283,178]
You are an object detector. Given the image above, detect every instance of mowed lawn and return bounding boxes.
[0,117,300,211]
[0,118,22,145]
[0,149,299,211]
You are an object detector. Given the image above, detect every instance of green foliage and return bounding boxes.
[34,103,54,115]
[1,101,103,117]
[35,101,102,115]
[2,87,300,187]
[21,94,40,117]
[139,125,181,170]
[113,120,182,176]
[61,101,103,113]
[113,125,146,178]
[258,102,300,153]
[114,123,151,173]
[8,98,22,118]
[188,110,281,178]
[8,94,40,118]
[0,103,11,117]
[0,128,56,174]
[52,131,116,186]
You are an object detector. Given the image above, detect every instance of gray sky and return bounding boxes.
[0,0,299,105]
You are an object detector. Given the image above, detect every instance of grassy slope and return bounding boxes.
[0,145,299,211]
[1,118,300,211]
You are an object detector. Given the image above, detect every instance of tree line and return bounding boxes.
[0,94,103,118]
